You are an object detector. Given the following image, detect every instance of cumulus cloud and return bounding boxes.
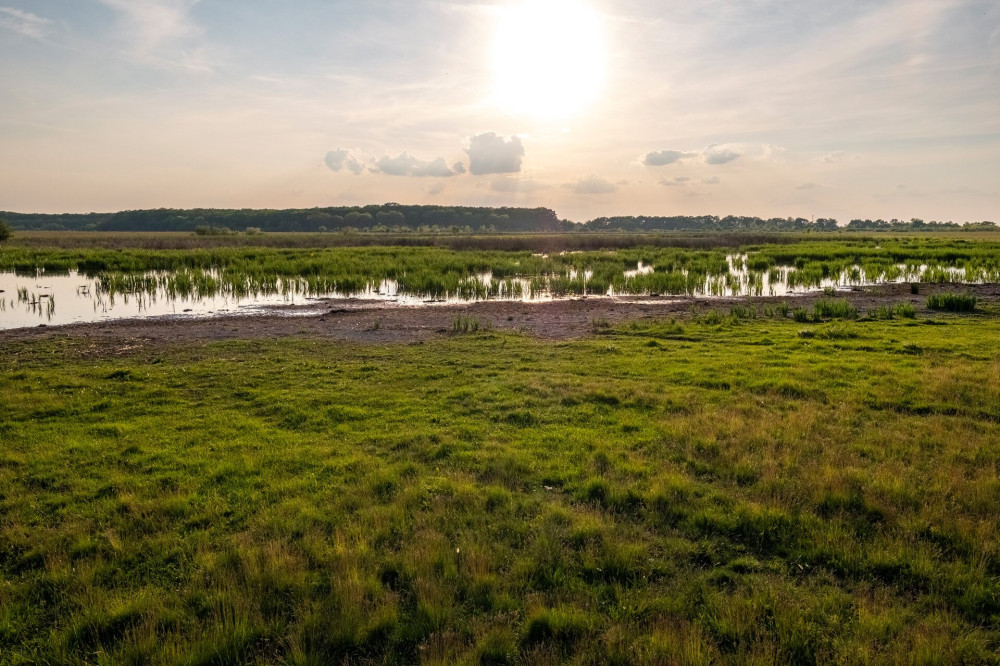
[703,144,742,165]
[324,149,363,175]
[374,153,456,178]
[643,150,696,166]
[565,177,619,195]
[426,183,446,196]
[0,7,52,39]
[644,145,742,167]
[660,176,691,187]
[702,177,721,185]
[466,133,524,175]
[797,182,821,190]
[452,162,466,175]
[491,178,549,193]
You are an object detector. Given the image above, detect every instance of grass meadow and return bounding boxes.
[2,306,1000,663]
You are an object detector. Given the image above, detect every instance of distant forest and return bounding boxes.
[2,205,995,233]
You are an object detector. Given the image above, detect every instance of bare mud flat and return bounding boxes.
[2,282,997,354]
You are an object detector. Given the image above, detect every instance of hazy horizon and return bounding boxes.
[2,0,998,222]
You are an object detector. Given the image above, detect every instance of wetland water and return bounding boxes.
[0,270,322,330]
[0,256,970,330]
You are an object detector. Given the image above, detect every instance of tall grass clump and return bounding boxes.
[698,310,725,326]
[869,303,917,320]
[814,323,859,340]
[813,299,858,320]
[926,293,977,312]
[522,608,593,651]
[453,316,489,333]
[774,302,790,318]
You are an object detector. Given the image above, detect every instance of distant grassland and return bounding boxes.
[2,312,1000,663]
[5,231,816,252]
[9,229,1000,251]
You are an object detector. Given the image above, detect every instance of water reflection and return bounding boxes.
[0,270,317,330]
[0,254,978,331]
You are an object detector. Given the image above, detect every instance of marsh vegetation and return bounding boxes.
[1,236,998,329]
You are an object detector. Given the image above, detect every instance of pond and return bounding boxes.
[0,256,969,331]
[0,271,321,330]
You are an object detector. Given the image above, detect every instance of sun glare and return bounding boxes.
[491,0,607,119]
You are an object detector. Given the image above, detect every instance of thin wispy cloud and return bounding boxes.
[0,6,52,39]
[491,177,549,193]
[660,176,691,187]
[759,144,785,161]
[565,177,620,195]
[98,0,200,45]
[97,0,209,68]
[821,151,863,164]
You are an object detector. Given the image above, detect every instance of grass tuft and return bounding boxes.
[926,292,977,311]
[522,607,593,649]
[813,299,858,320]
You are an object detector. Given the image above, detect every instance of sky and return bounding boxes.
[1,0,998,222]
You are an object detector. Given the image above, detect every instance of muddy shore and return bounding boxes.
[2,282,996,352]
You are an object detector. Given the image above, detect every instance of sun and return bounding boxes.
[491,0,607,120]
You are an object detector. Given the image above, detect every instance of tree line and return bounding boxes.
[583,216,841,232]
[0,205,562,234]
[1,207,994,234]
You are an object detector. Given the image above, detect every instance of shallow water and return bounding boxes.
[0,256,971,331]
[0,271,320,330]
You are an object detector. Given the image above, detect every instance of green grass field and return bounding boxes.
[3,308,1000,664]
